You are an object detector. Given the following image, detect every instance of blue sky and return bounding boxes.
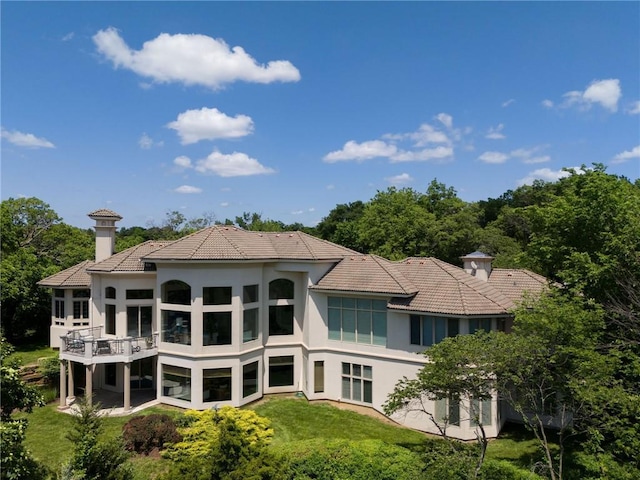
[2,2,639,229]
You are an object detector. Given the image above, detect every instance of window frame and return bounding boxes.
[328,297,387,346]
[410,315,459,346]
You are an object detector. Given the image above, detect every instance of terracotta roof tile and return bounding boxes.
[88,241,172,272]
[387,258,515,316]
[488,269,548,304]
[87,209,122,220]
[143,226,357,261]
[38,260,94,287]
[312,255,418,295]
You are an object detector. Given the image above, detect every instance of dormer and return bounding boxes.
[88,209,122,262]
[461,251,493,282]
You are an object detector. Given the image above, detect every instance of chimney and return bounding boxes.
[88,209,122,262]
[460,251,493,282]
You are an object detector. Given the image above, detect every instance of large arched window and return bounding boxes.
[269,279,294,300]
[162,280,191,305]
[268,279,294,336]
[105,286,116,299]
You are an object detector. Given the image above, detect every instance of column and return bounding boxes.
[67,360,75,404]
[59,360,67,408]
[85,364,93,405]
[124,362,131,411]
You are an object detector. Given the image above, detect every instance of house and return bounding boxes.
[39,209,548,440]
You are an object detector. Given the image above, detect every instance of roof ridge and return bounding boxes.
[294,231,317,260]
[215,226,250,259]
[370,255,417,294]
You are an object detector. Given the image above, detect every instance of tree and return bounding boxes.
[492,291,606,480]
[316,201,366,251]
[162,406,278,480]
[63,397,133,480]
[357,187,437,260]
[0,337,47,480]
[383,332,498,478]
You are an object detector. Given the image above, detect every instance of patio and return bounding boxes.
[62,388,160,416]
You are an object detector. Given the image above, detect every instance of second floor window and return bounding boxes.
[410,315,459,346]
[328,297,387,346]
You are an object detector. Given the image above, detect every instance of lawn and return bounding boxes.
[7,343,57,366]
[21,396,542,477]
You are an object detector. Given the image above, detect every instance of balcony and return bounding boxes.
[60,327,158,365]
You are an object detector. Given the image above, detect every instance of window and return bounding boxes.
[269,356,294,387]
[243,284,259,304]
[341,362,372,403]
[243,362,259,397]
[105,304,116,335]
[269,305,294,335]
[73,300,89,319]
[161,310,191,345]
[203,312,232,345]
[410,315,459,346]
[162,365,191,401]
[55,299,65,319]
[105,287,116,299]
[469,318,492,335]
[435,397,460,426]
[73,289,90,298]
[127,306,152,337]
[243,308,259,342]
[269,279,294,300]
[54,289,65,298]
[126,289,153,300]
[161,280,190,305]
[328,297,387,346]
[203,368,232,402]
[203,287,232,305]
[314,361,324,393]
[470,397,492,426]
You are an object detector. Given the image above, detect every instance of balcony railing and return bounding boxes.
[61,331,158,360]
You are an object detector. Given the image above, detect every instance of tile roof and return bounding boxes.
[488,269,548,304]
[312,255,418,295]
[88,241,173,272]
[388,258,515,316]
[143,226,357,261]
[38,260,94,287]
[87,209,122,220]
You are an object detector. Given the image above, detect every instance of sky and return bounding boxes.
[2,2,639,229]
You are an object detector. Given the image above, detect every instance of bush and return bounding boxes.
[122,414,181,455]
[277,438,425,480]
[480,459,543,480]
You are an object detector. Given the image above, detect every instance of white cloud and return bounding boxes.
[386,173,413,185]
[195,150,275,177]
[435,113,453,129]
[326,184,335,190]
[93,27,301,90]
[626,101,640,115]
[174,185,202,194]
[291,210,304,215]
[61,32,74,42]
[583,79,621,112]
[542,99,554,109]
[1,128,55,148]
[555,79,622,112]
[502,99,515,108]
[612,145,640,164]
[517,168,573,186]
[138,133,163,149]
[390,146,453,163]
[510,145,550,164]
[485,124,505,140]
[173,155,192,168]
[411,124,450,146]
[323,140,397,163]
[220,202,229,207]
[478,151,509,164]
[308,207,315,212]
[167,107,254,144]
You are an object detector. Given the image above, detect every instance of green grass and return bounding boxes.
[253,398,428,449]
[7,343,57,366]
[20,396,543,478]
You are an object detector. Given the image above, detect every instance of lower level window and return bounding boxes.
[435,397,460,426]
[269,356,294,387]
[162,365,191,401]
[341,362,372,403]
[203,368,232,402]
[243,361,259,397]
[470,397,492,426]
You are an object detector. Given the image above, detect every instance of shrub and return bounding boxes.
[480,459,543,480]
[122,414,181,455]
